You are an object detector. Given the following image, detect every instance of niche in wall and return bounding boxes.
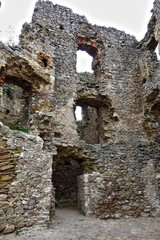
[1,76,31,127]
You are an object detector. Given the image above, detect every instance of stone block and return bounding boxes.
[26,219,35,227]
[0,164,15,171]
[0,141,6,147]
[3,225,15,234]
[0,151,11,160]
[0,175,12,181]
[0,201,9,208]
[17,221,26,229]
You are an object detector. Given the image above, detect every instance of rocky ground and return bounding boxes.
[0,207,160,240]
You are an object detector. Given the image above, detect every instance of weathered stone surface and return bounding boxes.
[26,219,35,227]
[3,225,15,234]
[0,225,5,232]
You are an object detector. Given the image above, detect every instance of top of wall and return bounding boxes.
[19,0,136,47]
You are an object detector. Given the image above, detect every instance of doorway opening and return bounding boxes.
[52,156,83,208]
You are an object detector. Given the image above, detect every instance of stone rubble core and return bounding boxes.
[0,0,160,235]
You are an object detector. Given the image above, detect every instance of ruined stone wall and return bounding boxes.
[0,122,54,233]
[0,0,160,235]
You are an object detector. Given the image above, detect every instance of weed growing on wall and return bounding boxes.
[9,125,28,133]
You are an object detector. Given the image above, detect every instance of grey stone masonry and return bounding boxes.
[0,0,160,235]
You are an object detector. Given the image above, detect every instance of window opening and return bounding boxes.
[75,106,82,121]
[75,103,99,144]
[76,50,93,73]
[155,45,160,60]
[75,97,117,144]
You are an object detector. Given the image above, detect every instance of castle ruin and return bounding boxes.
[0,0,160,234]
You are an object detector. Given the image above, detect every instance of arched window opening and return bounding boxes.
[76,50,93,73]
[41,56,48,67]
[76,39,102,76]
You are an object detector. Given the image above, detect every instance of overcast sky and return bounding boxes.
[0,0,154,43]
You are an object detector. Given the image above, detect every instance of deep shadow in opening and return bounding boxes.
[52,156,83,208]
[151,102,160,122]
[1,76,32,128]
[41,57,48,67]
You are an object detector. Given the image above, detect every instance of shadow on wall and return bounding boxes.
[0,76,31,128]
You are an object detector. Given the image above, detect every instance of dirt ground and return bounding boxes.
[0,207,160,240]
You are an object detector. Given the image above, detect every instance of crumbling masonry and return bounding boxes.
[0,0,160,234]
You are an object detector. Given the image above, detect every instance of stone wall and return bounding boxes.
[0,0,160,235]
[0,122,54,234]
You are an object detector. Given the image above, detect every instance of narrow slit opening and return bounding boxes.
[75,106,82,121]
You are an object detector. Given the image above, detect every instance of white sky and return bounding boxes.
[0,0,154,43]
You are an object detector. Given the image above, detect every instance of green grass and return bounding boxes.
[15,229,22,235]
[9,125,28,133]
